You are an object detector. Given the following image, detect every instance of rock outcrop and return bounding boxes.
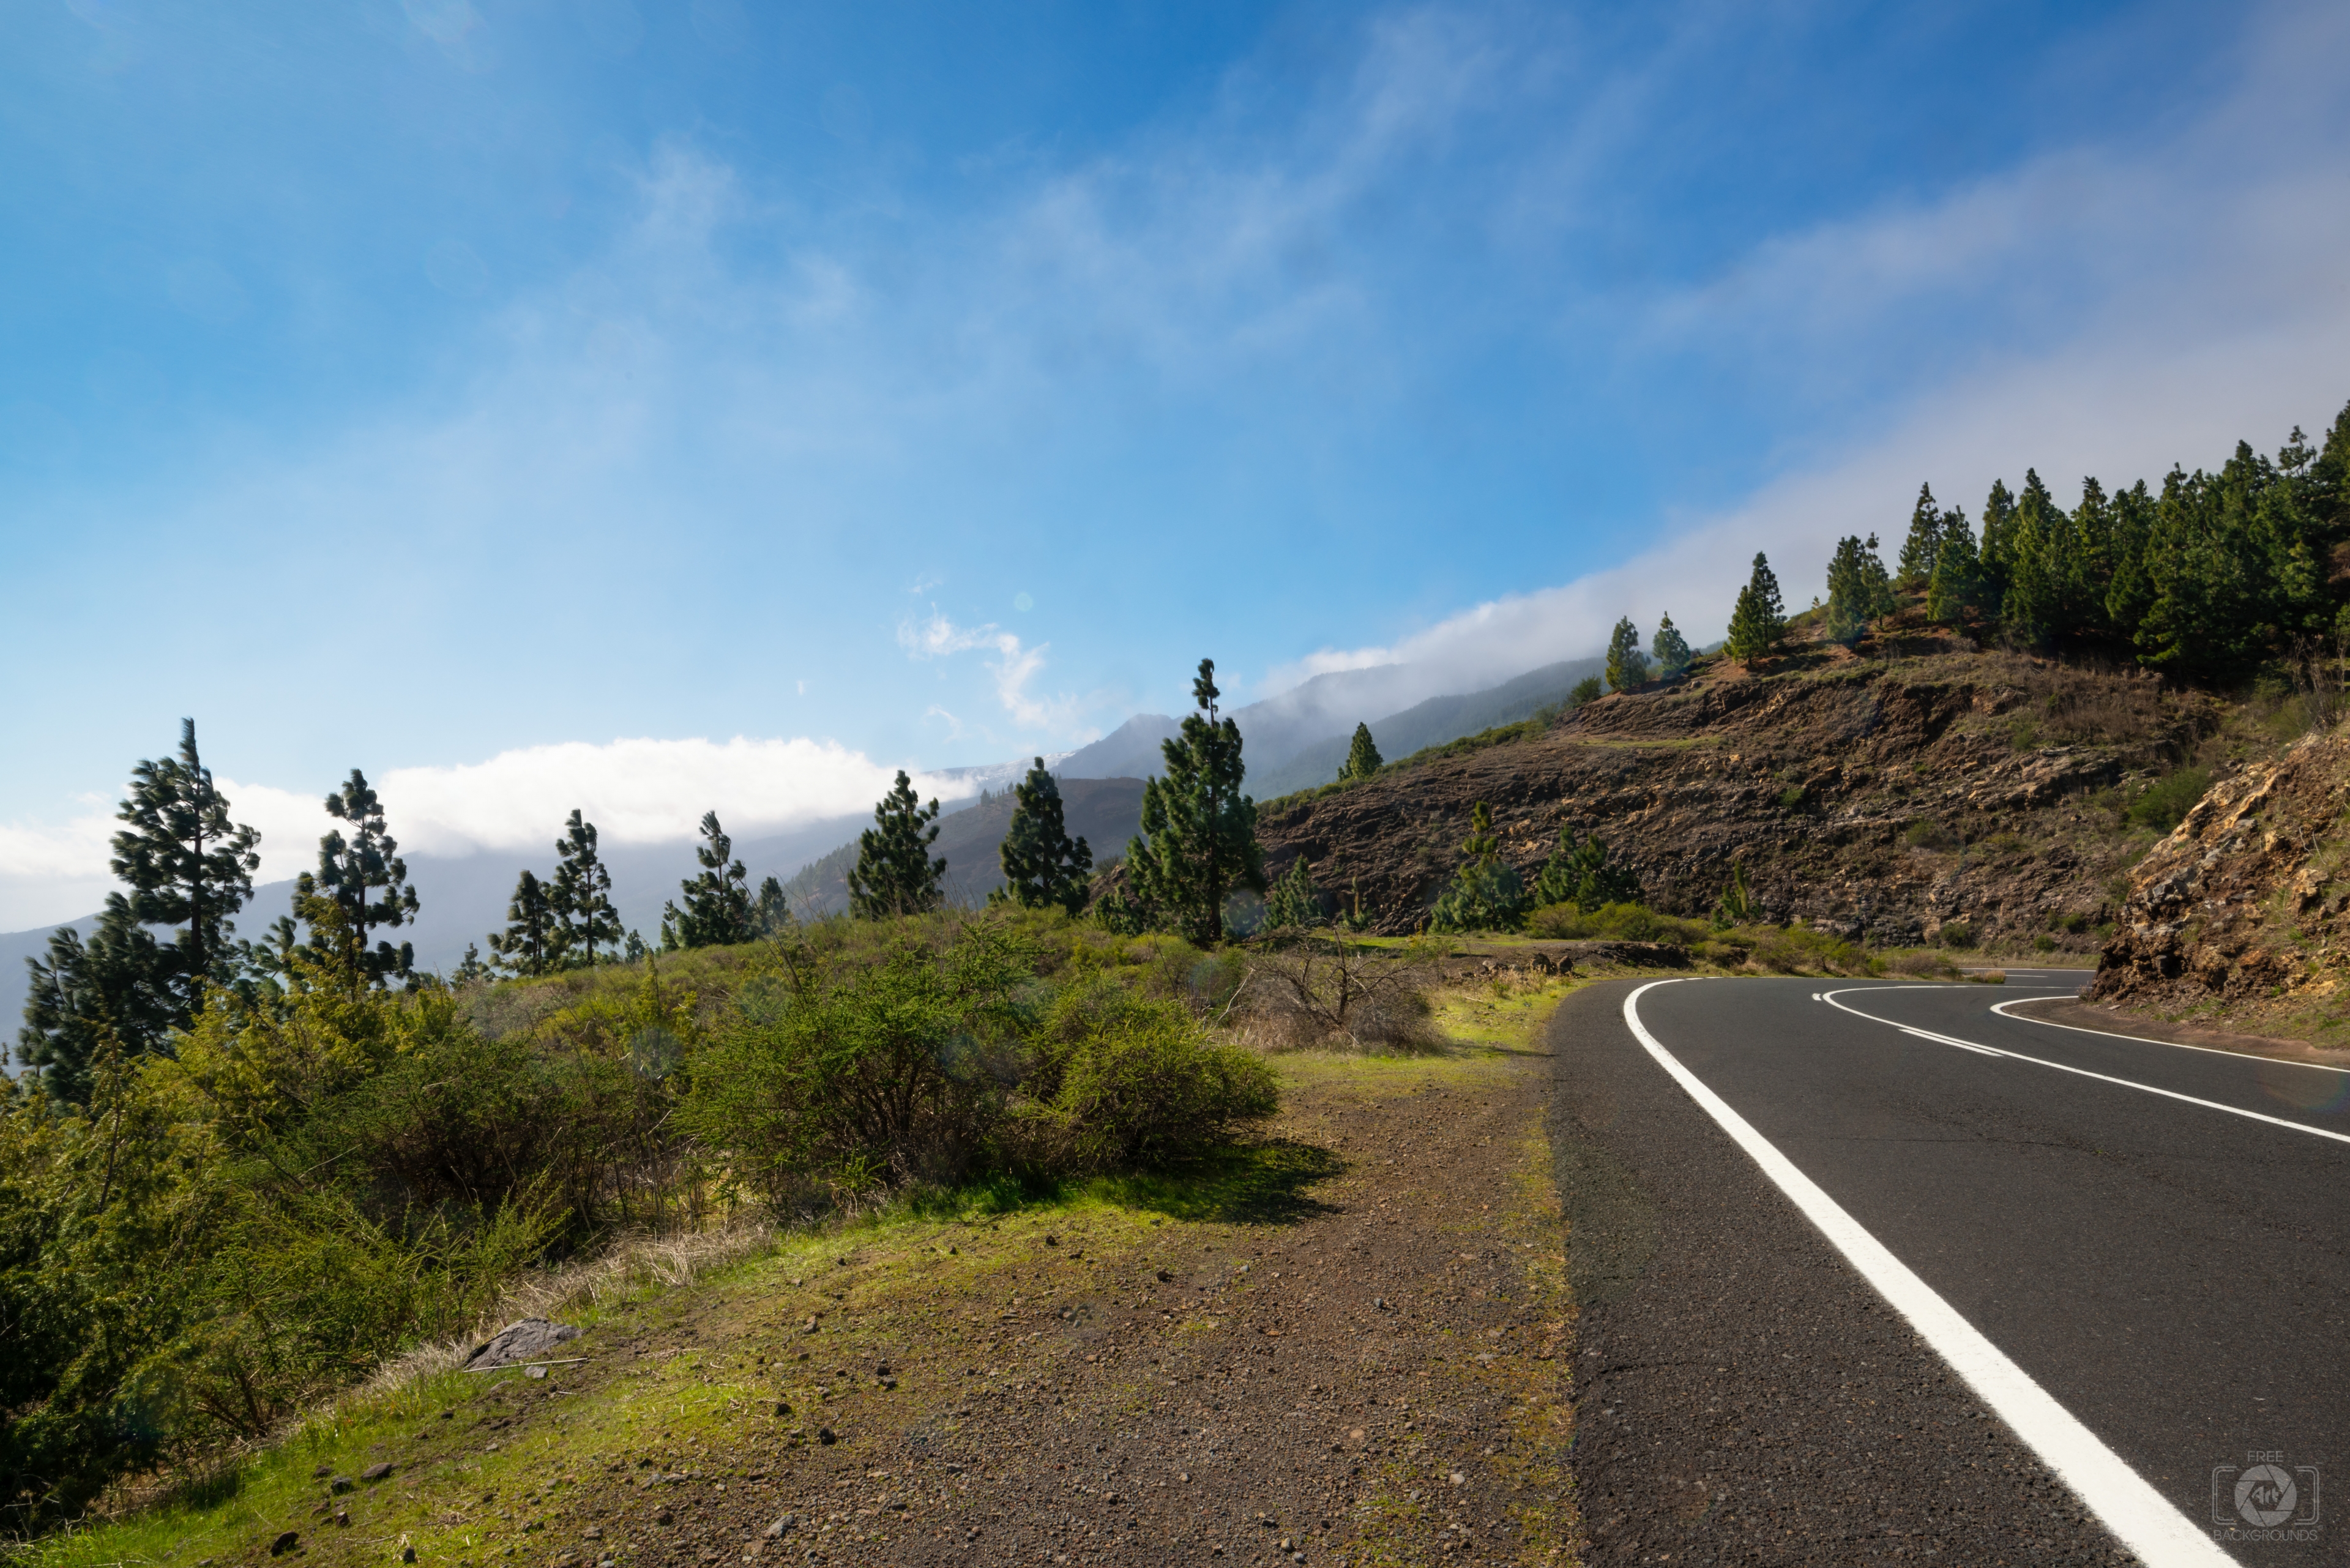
[2088,729,2349,1017]
[1255,640,2211,951]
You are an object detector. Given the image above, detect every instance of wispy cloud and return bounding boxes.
[898,610,1083,730]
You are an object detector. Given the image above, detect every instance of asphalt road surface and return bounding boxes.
[1548,971,2349,1566]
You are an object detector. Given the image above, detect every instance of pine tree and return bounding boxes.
[1338,723,1384,783]
[297,769,420,991]
[109,719,262,1027]
[1570,675,1603,706]
[2001,469,2064,643]
[1262,854,1323,930]
[1532,826,1641,909]
[15,896,169,1105]
[487,868,558,977]
[664,811,756,946]
[1124,659,1266,946]
[995,758,1093,916]
[1927,508,1984,625]
[848,775,947,920]
[1725,553,1786,662]
[1430,803,1529,933]
[548,810,621,967]
[1898,483,1944,581]
[1825,534,1895,646]
[753,876,794,937]
[1605,617,1651,690]
[624,929,649,963]
[1650,614,1693,680]
[1977,478,2017,616]
[452,942,489,985]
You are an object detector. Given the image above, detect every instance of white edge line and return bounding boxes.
[1821,988,2350,1146]
[1989,995,2350,1077]
[1622,980,2234,1568]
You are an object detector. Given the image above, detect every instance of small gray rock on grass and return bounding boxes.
[464,1318,582,1370]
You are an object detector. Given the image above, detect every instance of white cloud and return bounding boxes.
[0,735,979,930]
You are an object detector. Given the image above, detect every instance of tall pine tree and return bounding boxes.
[110,718,262,1026]
[297,769,419,990]
[549,810,621,966]
[1825,534,1895,646]
[1927,507,1984,625]
[995,758,1092,916]
[15,898,168,1105]
[1124,659,1265,946]
[1898,483,1944,581]
[1651,613,1693,680]
[487,868,558,977]
[1725,553,1786,662]
[753,876,794,937]
[848,774,947,920]
[1338,723,1384,783]
[1605,617,1650,690]
[1977,478,2018,617]
[663,811,756,946]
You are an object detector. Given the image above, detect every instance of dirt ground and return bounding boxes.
[114,989,1587,1568]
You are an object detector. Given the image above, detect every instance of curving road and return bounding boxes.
[1548,971,2349,1566]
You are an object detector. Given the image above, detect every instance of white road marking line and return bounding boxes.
[1624,980,2233,1568]
[1821,987,2350,1146]
[1989,995,2350,1077]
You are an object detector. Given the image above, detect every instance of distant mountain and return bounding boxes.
[1057,716,1181,780]
[1245,655,1609,798]
[781,776,1149,916]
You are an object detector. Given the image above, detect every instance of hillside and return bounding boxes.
[1256,613,2243,952]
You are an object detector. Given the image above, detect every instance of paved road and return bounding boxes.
[1549,973,2349,1566]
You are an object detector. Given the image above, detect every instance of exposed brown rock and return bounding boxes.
[2088,728,2350,1018]
[1256,644,2207,950]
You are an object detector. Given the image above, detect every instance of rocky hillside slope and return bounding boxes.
[1255,624,2225,954]
[2087,727,2348,1035]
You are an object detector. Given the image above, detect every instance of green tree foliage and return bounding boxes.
[487,869,559,977]
[110,719,261,1027]
[1725,552,1787,662]
[451,943,488,985]
[1261,854,1323,930]
[1824,532,1896,646]
[1605,616,1651,690]
[1916,401,2350,676]
[1338,723,1384,783]
[298,771,419,990]
[1430,802,1529,933]
[1927,507,1984,625]
[1650,614,1693,680]
[1569,674,1604,706]
[848,774,947,920]
[549,810,621,967]
[15,903,168,1107]
[1898,483,1944,581]
[1712,862,1763,927]
[753,876,794,938]
[994,758,1094,916]
[1124,660,1265,946]
[1531,825,1641,909]
[663,812,755,947]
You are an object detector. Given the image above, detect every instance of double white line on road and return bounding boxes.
[1822,985,2350,1146]
[1625,979,2234,1568]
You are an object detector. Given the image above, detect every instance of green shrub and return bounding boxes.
[1939,921,1976,949]
[1777,784,1807,810]
[1903,819,1958,851]
[681,930,1028,1210]
[1430,862,1530,934]
[1526,902,1707,946]
[1021,985,1276,1171]
[2127,766,2211,832]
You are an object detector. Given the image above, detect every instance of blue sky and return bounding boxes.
[4,0,2348,927]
